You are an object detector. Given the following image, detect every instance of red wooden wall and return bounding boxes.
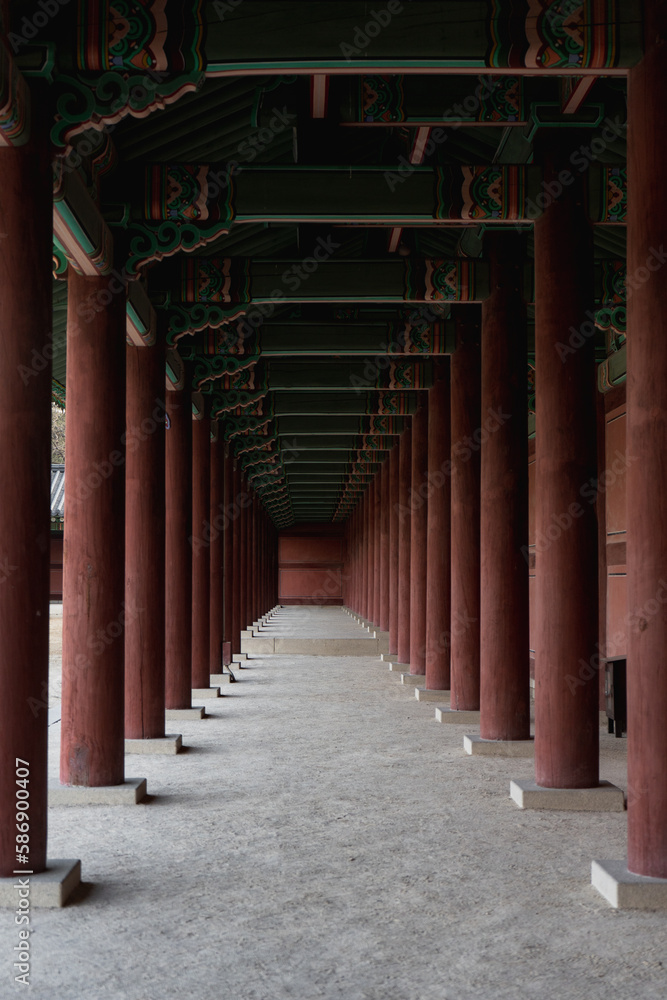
[50,533,63,601]
[278,524,345,605]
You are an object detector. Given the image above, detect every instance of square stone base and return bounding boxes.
[191,686,220,699]
[592,859,667,909]
[387,661,410,672]
[210,672,235,685]
[415,687,450,703]
[380,652,398,662]
[435,707,480,724]
[510,779,625,812]
[232,653,248,663]
[125,734,182,754]
[0,859,81,908]
[49,777,147,806]
[165,706,205,720]
[464,735,534,757]
[400,673,425,686]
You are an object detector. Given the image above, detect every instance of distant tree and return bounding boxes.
[51,404,66,464]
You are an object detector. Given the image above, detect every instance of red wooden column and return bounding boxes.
[534,135,598,788]
[61,270,126,786]
[409,400,429,675]
[360,488,368,620]
[367,478,375,622]
[191,407,211,689]
[373,470,382,626]
[222,445,234,664]
[479,233,530,741]
[239,474,249,630]
[165,381,193,708]
[231,461,242,653]
[0,106,52,874]
[397,425,412,664]
[249,491,257,621]
[379,458,390,632]
[209,423,224,673]
[125,339,166,739]
[425,363,451,691]
[388,442,400,655]
[626,3,667,878]
[450,307,482,710]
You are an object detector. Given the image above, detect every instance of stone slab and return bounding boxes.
[165,707,205,720]
[125,735,182,755]
[400,673,425,686]
[387,661,410,672]
[210,673,234,685]
[240,630,254,639]
[274,637,378,656]
[191,686,221,699]
[49,778,147,806]
[381,652,398,662]
[510,779,625,812]
[464,735,535,757]
[591,859,667,910]
[232,653,248,662]
[0,859,81,908]
[415,687,451,702]
[241,637,275,654]
[435,707,481,724]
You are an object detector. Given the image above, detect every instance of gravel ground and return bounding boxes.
[1,607,665,1000]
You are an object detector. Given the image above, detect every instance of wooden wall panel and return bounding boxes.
[278,524,344,604]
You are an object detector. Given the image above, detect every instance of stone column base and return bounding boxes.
[210,673,235,685]
[591,859,667,909]
[387,661,410,672]
[0,859,81,908]
[191,687,221,699]
[415,687,450,702]
[400,673,425,686]
[464,735,534,757]
[435,707,480,724]
[166,707,205,720]
[125,735,182,754]
[49,777,147,806]
[510,779,625,811]
[380,652,398,662]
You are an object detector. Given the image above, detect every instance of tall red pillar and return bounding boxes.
[231,461,242,653]
[222,445,234,662]
[626,3,667,877]
[191,409,211,688]
[479,234,530,741]
[373,471,382,626]
[209,423,224,673]
[0,105,52,874]
[379,458,390,632]
[125,340,166,739]
[361,488,369,620]
[450,307,481,710]
[397,425,412,664]
[367,478,375,622]
[534,136,598,788]
[61,270,126,786]
[388,441,400,655]
[409,400,428,674]
[425,364,451,691]
[165,381,192,708]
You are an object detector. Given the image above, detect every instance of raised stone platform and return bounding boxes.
[510,779,625,812]
[464,735,534,757]
[415,687,450,702]
[166,707,205,720]
[0,859,81,908]
[435,707,481,724]
[400,673,424,686]
[49,777,147,806]
[125,734,182,754]
[591,860,667,909]
[191,686,221,699]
